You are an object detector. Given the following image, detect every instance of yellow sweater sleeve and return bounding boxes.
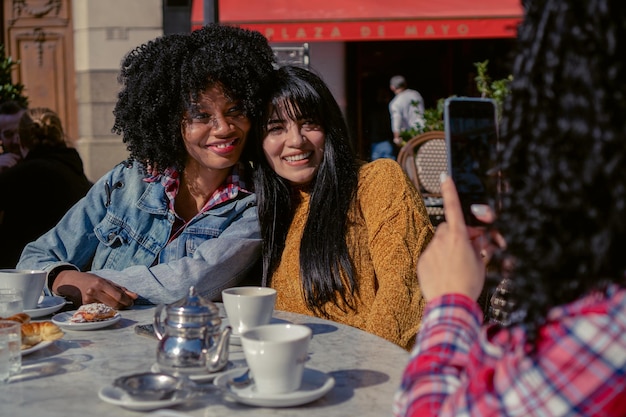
[355,159,434,350]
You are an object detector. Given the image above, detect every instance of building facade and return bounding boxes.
[2,0,521,180]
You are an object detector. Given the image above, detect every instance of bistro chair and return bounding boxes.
[397,130,447,225]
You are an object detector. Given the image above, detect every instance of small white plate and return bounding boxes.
[23,296,66,318]
[98,385,194,411]
[52,311,121,331]
[150,361,241,382]
[214,367,335,407]
[21,340,54,356]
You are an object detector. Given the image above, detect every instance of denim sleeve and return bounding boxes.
[16,164,121,278]
[92,199,261,305]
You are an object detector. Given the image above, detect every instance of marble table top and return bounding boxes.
[1,304,410,416]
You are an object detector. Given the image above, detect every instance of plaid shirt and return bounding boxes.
[393,286,626,417]
[146,164,250,241]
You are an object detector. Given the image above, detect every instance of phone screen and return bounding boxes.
[444,97,499,226]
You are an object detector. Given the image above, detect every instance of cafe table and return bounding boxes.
[1,304,410,416]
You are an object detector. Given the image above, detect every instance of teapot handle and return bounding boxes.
[153,304,166,340]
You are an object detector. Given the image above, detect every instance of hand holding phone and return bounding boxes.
[444,97,499,226]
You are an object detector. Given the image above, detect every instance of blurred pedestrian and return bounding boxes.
[0,107,91,268]
[389,75,424,147]
[0,101,26,173]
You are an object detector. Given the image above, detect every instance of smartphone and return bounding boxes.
[444,97,499,226]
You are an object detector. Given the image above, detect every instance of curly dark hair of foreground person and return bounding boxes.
[493,0,626,343]
[112,24,276,173]
[253,66,360,317]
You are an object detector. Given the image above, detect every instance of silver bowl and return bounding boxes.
[113,372,188,401]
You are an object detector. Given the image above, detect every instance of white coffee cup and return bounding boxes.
[241,324,311,394]
[221,286,276,335]
[0,269,47,310]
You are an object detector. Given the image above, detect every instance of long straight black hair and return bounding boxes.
[253,65,360,316]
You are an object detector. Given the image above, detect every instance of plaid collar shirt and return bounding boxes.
[146,163,250,226]
[393,285,626,417]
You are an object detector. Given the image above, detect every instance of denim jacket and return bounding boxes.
[17,161,261,304]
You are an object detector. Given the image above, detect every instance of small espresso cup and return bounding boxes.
[241,324,312,394]
[221,287,276,335]
[0,269,47,310]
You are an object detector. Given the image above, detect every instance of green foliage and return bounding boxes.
[400,60,511,141]
[400,97,447,141]
[474,59,512,120]
[0,44,29,107]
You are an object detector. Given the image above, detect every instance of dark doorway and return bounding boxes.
[346,38,516,159]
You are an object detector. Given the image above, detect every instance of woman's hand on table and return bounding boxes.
[416,176,498,302]
[53,270,137,309]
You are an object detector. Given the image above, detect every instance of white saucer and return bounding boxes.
[150,361,241,382]
[21,340,54,356]
[23,296,66,318]
[52,311,121,331]
[214,367,335,407]
[98,385,194,411]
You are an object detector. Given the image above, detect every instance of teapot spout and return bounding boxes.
[206,325,232,373]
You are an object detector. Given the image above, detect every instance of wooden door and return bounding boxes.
[2,0,77,143]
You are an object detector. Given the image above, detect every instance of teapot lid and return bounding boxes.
[165,286,219,324]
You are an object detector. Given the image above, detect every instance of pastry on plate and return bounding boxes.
[70,303,117,323]
[21,321,64,349]
[0,312,31,324]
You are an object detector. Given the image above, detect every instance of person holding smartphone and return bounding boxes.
[393,0,626,415]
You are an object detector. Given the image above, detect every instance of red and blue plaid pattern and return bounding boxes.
[146,164,249,215]
[394,287,626,416]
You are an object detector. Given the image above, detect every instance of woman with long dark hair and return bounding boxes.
[254,65,434,349]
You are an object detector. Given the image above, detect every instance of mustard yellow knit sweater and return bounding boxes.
[270,159,434,350]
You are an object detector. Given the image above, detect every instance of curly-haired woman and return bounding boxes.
[0,107,91,268]
[394,0,626,415]
[253,66,434,350]
[17,25,276,308]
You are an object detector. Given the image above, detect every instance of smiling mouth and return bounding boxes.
[284,152,312,162]
[211,139,238,149]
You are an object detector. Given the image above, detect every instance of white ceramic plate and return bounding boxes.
[21,340,54,356]
[23,296,66,318]
[98,386,194,411]
[214,367,335,407]
[52,311,121,331]
[150,361,242,382]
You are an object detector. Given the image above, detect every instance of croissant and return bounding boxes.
[0,312,31,324]
[21,321,64,349]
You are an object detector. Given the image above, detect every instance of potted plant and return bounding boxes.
[0,44,29,107]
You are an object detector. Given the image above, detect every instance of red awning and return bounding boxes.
[192,0,523,41]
